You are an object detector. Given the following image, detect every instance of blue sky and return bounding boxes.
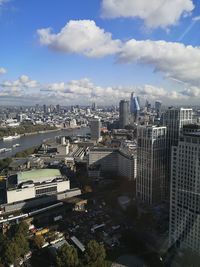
[0,0,200,105]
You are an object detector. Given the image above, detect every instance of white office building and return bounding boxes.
[136,125,167,205]
[169,125,200,254]
[164,107,193,147]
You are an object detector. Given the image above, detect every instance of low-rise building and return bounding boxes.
[6,168,70,204]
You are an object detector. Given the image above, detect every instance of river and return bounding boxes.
[0,127,90,159]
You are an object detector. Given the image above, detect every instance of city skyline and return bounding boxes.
[0,0,200,105]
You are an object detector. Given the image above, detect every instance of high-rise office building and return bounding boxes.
[155,100,162,118]
[119,100,129,128]
[43,104,47,114]
[92,102,96,111]
[90,118,101,142]
[56,104,60,113]
[169,125,200,254]
[130,92,140,122]
[136,125,168,205]
[164,107,193,147]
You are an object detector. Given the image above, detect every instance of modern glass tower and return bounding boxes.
[130,92,140,122]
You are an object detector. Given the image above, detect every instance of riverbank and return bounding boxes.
[0,124,58,140]
[0,127,90,159]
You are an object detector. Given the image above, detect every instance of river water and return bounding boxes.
[0,127,90,159]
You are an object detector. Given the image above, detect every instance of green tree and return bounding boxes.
[13,233,29,256]
[56,244,79,267]
[4,241,20,265]
[0,234,7,254]
[15,221,29,236]
[84,240,106,267]
[33,235,45,249]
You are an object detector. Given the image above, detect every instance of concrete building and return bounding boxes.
[6,169,70,204]
[119,100,129,129]
[164,107,193,147]
[90,118,101,142]
[136,125,167,205]
[88,147,137,180]
[169,125,200,254]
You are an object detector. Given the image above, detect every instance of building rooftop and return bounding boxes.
[17,168,61,185]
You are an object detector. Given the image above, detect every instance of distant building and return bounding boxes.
[56,104,60,113]
[130,92,140,122]
[169,125,200,254]
[136,125,168,204]
[155,100,162,117]
[90,118,101,142]
[92,102,96,111]
[43,104,47,114]
[119,100,129,128]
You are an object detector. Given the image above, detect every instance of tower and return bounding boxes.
[90,118,101,142]
[169,124,200,254]
[119,100,129,128]
[130,92,140,122]
[136,125,168,205]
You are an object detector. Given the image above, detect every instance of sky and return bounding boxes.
[0,0,200,106]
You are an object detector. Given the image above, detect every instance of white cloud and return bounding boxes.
[1,75,38,89]
[101,0,194,28]
[192,16,200,21]
[0,75,198,105]
[37,20,121,58]
[0,67,6,74]
[119,39,200,87]
[37,20,200,90]
[181,86,200,97]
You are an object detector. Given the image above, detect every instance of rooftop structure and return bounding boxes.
[17,168,61,185]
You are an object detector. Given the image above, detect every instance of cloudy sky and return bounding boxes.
[0,0,200,106]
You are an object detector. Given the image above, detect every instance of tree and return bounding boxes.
[84,240,106,267]
[0,234,7,254]
[4,241,20,265]
[56,244,79,267]
[33,235,45,249]
[13,233,29,256]
[15,221,29,236]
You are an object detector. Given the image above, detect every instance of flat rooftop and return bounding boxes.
[17,168,61,185]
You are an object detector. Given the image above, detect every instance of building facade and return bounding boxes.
[169,126,200,254]
[90,118,101,142]
[130,92,140,122]
[88,147,137,180]
[119,100,129,129]
[164,107,193,147]
[136,126,168,205]
[6,169,70,204]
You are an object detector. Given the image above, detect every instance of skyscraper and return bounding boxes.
[136,125,168,204]
[92,102,96,111]
[90,118,101,142]
[119,100,129,128]
[164,107,193,147]
[155,100,162,118]
[130,92,140,122]
[169,124,200,254]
